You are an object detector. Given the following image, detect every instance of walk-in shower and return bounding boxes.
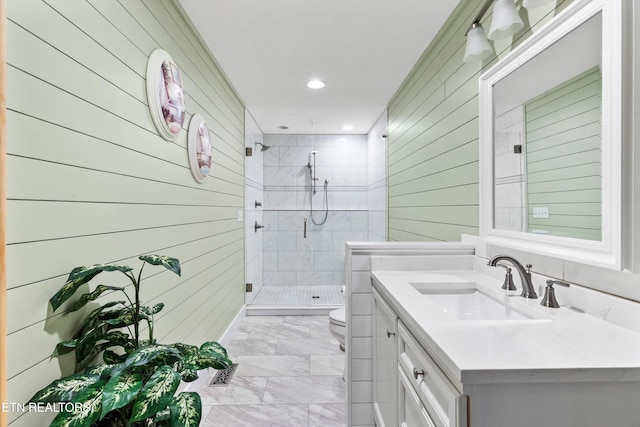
[244,131,384,312]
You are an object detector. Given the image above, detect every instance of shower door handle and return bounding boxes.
[303,218,307,238]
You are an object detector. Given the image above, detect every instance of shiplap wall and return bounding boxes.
[0,0,7,423]
[387,0,574,242]
[5,1,245,425]
[526,67,602,240]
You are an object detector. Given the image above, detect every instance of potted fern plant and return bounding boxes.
[29,254,232,427]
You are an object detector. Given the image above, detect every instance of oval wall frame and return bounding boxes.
[146,49,185,141]
[187,114,213,183]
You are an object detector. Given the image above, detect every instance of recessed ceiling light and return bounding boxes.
[307,80,325,89]
[342,124,354,131]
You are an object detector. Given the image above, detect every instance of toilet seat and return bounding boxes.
[329,308,345,326]
[328,307,347,378]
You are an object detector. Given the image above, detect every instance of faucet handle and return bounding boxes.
[495,264,517,291]
[525,264,533,274]
[547,279,570,288]
[541,280,570,308]
[502,267,517,291]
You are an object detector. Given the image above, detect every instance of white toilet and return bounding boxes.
[328,307,346,380]
[328,307,346,351]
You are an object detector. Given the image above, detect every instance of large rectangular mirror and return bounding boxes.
[479,0,622,269]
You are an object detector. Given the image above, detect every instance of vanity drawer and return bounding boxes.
[398,366,436,427]
[397,321,465,427]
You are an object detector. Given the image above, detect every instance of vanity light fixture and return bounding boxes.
[488,0,524,40]
[306,79,326,89]
[463,0,525,63]
[464,23,493,63]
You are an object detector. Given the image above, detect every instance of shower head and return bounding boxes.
[255,142,271,152]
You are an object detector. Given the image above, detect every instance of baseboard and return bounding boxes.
[179,305,247,393]
[246,304,342,316]
[217,305,247,348]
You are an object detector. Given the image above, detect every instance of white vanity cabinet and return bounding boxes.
[373,287,467,427]
[373,288,398,427]
[370,268,640,427]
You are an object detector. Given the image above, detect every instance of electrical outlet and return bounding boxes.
[533,207,549,219]
[237,210,244,222]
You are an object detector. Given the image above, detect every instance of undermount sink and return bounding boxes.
[409,282,534,321]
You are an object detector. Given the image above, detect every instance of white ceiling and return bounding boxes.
[177,0,461,135]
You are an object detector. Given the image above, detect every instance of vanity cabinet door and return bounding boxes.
[398,366,436,427]
[373,288,398,427]
[398,322,466,427]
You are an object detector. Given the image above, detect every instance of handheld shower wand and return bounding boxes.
[308,151,318,194]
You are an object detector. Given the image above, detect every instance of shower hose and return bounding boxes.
[310,179,329,225]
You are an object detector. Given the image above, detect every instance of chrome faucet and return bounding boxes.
[487,255,538,299]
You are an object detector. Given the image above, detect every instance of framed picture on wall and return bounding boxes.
[146,49,185,141]
[187,114,213,183]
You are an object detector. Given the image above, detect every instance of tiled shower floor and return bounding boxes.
[250,286,344,305]
[200,315,346,426]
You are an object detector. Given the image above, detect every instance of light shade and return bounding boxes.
[463,23,493,63]
[488,0,524,40]
[523,0,555,9]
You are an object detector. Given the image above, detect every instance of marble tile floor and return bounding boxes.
[200,315,346,427]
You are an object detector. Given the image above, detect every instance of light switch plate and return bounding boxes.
[237,210,244,222]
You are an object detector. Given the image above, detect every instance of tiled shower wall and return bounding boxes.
[244,111,264,304]
[262,134,374,289]
[367,111,388,242]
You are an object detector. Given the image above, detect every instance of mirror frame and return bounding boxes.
[479,0,622,270]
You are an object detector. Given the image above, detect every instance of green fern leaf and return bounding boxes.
[29,374,99,403]
[50,381,104,427]
[169,392,202,427]
[111,345,182,377]
[129,366,180,423]
[171,343,199,357]
[179,369,199,383]
[50,264,132,312]
[141,303,165,316]
[79,301,127,337]
[139,255,181,276]
[84,365,115,381]
[185,352,232,371]
[199,342,231,366]
[51,339,77,358]
[75,324,109,363]
[100,372,143,420]
[68,285,124,313]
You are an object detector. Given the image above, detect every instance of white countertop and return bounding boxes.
[371,269,640,388]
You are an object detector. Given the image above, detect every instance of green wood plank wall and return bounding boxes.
[387,0,575,242]
[5,1,245,424]
[525,67,602,240]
